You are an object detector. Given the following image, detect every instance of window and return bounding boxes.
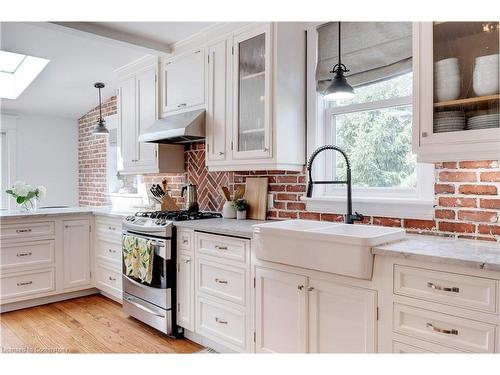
[305,22,434,219]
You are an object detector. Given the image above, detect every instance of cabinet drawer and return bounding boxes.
[95,218,122,242]
[196,296,246,350]
[196,233,249,263]
[197,258,246,305]
[1,269,55,301]
[96,239,122,264]
[95,262,122,298]
[0,221,55,240]
[393,303,496,353]
[0,240,55,270]
[392,340,465,353]
[394,265,498,314]
[177,229,193,253]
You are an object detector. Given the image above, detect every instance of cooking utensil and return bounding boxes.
[220,186,231,201]
[233,185,245,201]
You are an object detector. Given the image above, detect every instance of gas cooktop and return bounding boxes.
[133,210,223,221]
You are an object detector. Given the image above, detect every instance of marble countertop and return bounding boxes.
[373,235,500,271]
[0,206,135,219]
[174,218,263,238]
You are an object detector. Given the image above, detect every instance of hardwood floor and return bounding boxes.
[0,295,202,353]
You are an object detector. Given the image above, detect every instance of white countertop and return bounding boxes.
[174,218,262,238]
[373,234,500,271]
[0,206,135,219]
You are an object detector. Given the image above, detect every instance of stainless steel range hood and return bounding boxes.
[138,109,205,144]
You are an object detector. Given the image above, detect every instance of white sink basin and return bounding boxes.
[253,219,405,280]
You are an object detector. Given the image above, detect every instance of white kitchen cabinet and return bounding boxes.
[308,279,377,353]
[177,253,194,331]
[161,49,205,115]
[205,22,306,172]
[62,219,91,290]
[255,267,308,353]
[206,39,231,163]
[118,76,137,171]
[413,22,500,162]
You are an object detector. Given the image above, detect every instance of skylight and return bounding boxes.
[0,50,50,99]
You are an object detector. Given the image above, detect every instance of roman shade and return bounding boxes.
[316,22,412,92]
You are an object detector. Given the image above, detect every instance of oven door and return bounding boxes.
[122,232,173,309]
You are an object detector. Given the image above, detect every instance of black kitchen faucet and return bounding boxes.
[306,145,364,224]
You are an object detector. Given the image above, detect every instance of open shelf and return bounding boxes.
[434,94,500,108]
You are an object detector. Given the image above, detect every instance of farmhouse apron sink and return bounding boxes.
[253,219,405,280]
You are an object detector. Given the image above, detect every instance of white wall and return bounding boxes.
[1,113,79,207]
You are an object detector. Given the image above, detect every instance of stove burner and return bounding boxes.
[134,210,223,221]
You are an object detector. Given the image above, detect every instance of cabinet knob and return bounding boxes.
[421,132,428,138]
[297,285,304,290]
[183,259,191,263]
[218,152,225,156]
[263,147,269,152]
[177,103,187,108]
[307,286,314,292]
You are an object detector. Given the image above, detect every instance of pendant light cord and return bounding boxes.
[338,22,341,67]
[98,86,102,122]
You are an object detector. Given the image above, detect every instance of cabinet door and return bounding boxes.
[135,67,158,170]
[177,254,194,331]
[308,279,377,353]
[232,25,272,160]
[206,39,230,163]
[63,219,91,289]
[118,76,137,170]
[415,22,500,161]
[255,267,307,353]
[162,49,205,114]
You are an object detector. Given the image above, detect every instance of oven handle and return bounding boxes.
[124,296,164,317]
[122,231,167,248]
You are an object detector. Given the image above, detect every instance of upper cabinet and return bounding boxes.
[205,23,306,171]
[160,49,205,116]
[117,57,184,175]
[414,22,500,162]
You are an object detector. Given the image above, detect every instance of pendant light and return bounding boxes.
[92,82,109,135]
[323,22,355,101]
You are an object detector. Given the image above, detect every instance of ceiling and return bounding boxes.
[0,22,215,119]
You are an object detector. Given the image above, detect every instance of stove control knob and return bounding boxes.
[161,220,167,226]
[155,219,162,225]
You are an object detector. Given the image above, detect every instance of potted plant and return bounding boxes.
[6,181,46,212]
[232,198,247,220]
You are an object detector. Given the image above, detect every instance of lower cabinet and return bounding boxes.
[62,219,91,290]
[255,266,378,353]
[177,253,194,331]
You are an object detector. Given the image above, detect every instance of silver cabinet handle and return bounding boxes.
[108,276,116,281]
[17,281,33,286]
[16,228,32,233]
[427,282,459,293]
[297,285,304,290]
[183,259,191,263]
[263,147,269,152]
[16,252,32,257]
[182,239,189,244]
[215,317,228,324]
[108,248,116,254]
[108,226,116,231]
[218,151,225,156]
[426,323,458,335]
[422,132,428,138]
[308,286,314,292]
[215,278,228,284]
[215,245,228,250]
[177,103,187,108]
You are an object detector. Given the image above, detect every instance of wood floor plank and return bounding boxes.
[0,295,202,354]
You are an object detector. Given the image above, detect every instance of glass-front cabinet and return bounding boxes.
[232,25,272,160]
[415,22,500,162]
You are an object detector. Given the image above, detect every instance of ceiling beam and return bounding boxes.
[47,22,172,56]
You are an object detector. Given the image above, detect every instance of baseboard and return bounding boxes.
[0,288,100,313]
[183,329,236,353]
[99,290,122,304]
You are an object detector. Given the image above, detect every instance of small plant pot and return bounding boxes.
[236,210,247,220]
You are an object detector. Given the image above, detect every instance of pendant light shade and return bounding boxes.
[93,82,109,135]
[323,22,355,101]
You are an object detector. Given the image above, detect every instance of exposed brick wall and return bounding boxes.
[78,96,117,206]
[144,142,500,242]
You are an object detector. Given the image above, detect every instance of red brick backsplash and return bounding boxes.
[78,96,117,206]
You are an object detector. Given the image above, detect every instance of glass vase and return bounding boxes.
[21,198,38,212]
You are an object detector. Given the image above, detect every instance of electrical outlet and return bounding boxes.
[267,193,274,208]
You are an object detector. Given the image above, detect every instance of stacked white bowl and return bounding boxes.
[473,54,499,96]
[435,58,461,102]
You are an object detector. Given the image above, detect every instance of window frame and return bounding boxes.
[0,115,18,210]
[302,22,434,220]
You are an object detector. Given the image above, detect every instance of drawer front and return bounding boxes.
[197,296,246,350]
[95,262,122,297]
[95,218,122,242]
[0,221,55,240]
[196,233,249,264]
[1,269,55,301]
[394,265,498,314]
[177,229,193,253]
[1,240,55,270]
[96,239,122,264]
[393,338,466,353]
[393,303,496,353]
[197,258,246,305]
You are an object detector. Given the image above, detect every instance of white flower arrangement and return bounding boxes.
[6,181,46,211]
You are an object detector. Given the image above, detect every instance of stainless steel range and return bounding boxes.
[121,210,222,336]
